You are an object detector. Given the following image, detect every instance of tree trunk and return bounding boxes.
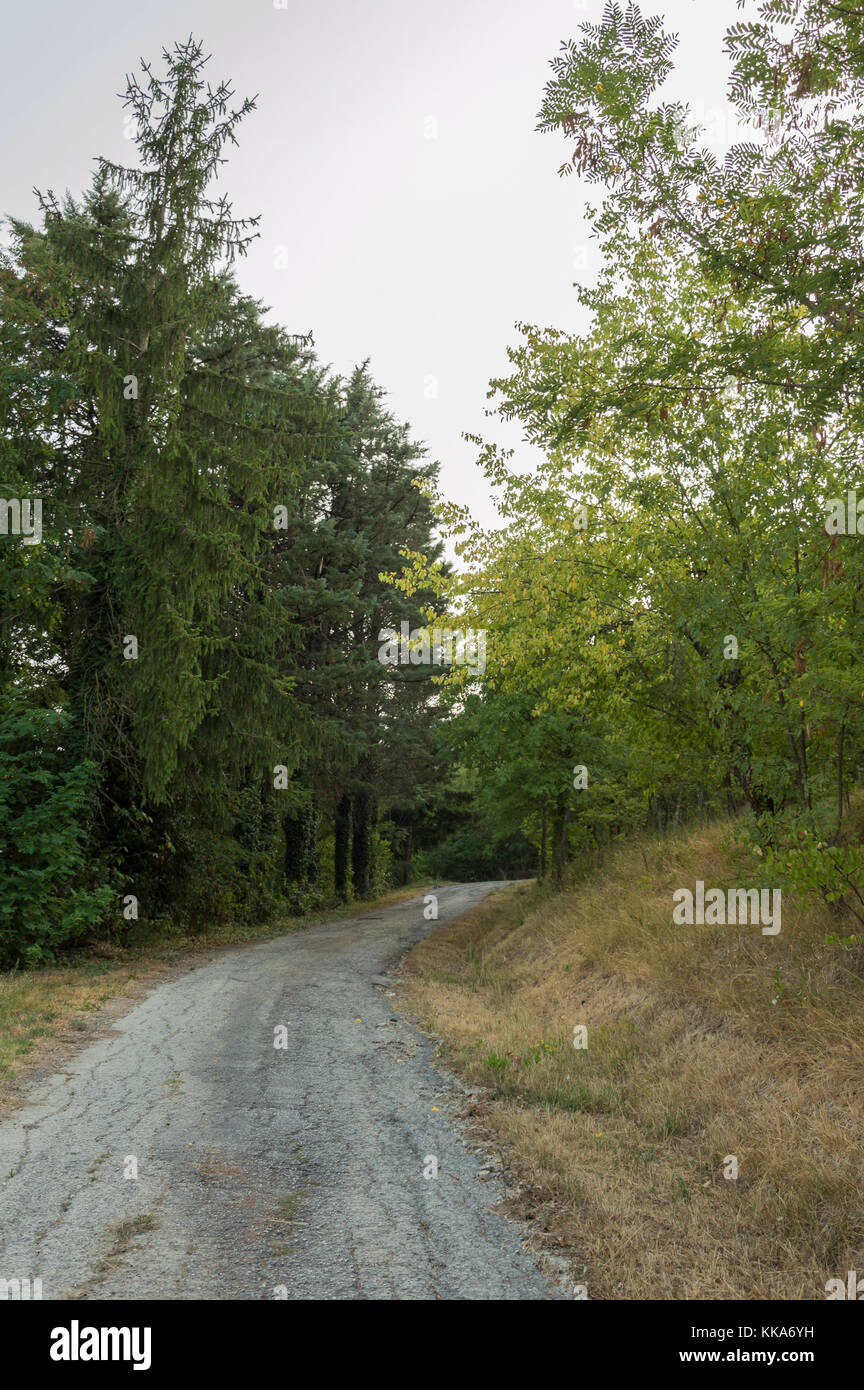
[402,825,413,886]
[835,723,846,842]
[334,795,351,902]
[351,788,374,899]
[551,790,569,882]
[283,800,318,888]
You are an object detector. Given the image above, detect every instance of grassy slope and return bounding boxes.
[402,821,864,1299]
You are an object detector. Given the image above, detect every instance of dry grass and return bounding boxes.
[402,820,864,1299]
[0,957,156,1107]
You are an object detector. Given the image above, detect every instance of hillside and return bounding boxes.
[403,818,864,1300]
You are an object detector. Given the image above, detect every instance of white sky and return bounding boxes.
[0,0,748,533]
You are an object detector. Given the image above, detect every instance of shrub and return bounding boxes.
[0,703,115,967]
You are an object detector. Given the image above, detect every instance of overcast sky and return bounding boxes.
[0,0,747,532]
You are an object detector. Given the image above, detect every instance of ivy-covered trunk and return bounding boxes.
[334,795,351,902]
[351,788,374,900]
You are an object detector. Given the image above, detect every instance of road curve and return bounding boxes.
[0,883,560,1301]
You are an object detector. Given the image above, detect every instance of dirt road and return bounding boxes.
[0,883,560,1300]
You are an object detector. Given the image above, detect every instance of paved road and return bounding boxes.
[0,883,559,1301]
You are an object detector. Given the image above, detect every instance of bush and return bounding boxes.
[428,825,536,881]
[0,703,115,967]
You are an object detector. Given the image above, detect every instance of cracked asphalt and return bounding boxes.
[0,882,560,1301]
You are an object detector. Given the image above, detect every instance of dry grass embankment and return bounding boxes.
[402,822,864,1299]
